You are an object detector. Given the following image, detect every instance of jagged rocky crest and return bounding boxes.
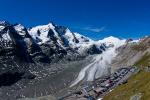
[0,21,108,63]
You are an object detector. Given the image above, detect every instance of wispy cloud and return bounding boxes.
[83,26,105,33]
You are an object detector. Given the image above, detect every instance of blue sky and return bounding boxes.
[0,0,150,40]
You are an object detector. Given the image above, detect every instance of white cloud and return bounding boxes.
[83,26,105,33]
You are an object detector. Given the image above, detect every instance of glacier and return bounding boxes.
[71,37,126,87]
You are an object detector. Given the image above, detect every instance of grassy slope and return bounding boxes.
[104,51,150,100]
[134,53,150,67]
[103,70,150,100]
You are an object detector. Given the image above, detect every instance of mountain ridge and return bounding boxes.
[0,21,141,100]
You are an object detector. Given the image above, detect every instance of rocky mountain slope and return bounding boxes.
[0,21,123,100]
[104,36,150,100]
[111,36,150,70]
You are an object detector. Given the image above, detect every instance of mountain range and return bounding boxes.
[0,21,149,100]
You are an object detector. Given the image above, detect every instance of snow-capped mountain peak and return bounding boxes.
[14,24,27,36]
[0,21,10,26]
[99,36,126,47]
[0,21,127,55]
[28,23,55,44]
